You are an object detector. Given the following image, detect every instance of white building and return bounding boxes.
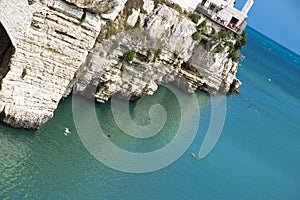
[196,0,254,34]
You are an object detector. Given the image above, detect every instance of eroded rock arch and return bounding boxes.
[0,22,15,86]
[0,0,34,87]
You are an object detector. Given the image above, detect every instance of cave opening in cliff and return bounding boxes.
[0,22,15,89]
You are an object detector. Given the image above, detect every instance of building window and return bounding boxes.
[208,4,216,10]
[228,17,239,28]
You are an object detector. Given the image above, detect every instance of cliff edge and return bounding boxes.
[0,0,243,129]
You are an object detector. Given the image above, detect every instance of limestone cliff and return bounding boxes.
[73,1,243,102]
[0,0,243,129]
[0,0,103,129]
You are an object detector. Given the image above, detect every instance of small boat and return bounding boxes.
[101,133,110,139]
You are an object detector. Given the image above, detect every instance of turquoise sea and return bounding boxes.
[1,27,300,199]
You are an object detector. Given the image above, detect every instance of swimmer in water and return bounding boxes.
[101,133,111,139]
[64,128,70,136]
[191,153,196,158]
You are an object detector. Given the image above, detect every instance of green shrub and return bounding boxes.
[133,16,141,29]
[197,20,206,30]
[216,30,234,40]
[122,51,135,63]
[173,3,183,14]
[224,41,231,47]
[216,46,225,53]
[229,50,239,62]
[141,8,148,15]
[216,30,228,39]
[152,48,162,62]
[235,31,247,50]
[79,9,87,25]
[173,51,179,59]
[189,13,201,24]
[21,68,27,79]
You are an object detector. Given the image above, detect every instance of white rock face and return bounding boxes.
[65,0,127,19]
[101,0,128,21]
[126,8,140,27]
[0,0,102,129]
[74,5,197,102]
[0,0,35,47]
[170,0,199,10]
[186,43,239,93]
[143,0,155,14]
[0,0,241,129]
[145,5,196,62]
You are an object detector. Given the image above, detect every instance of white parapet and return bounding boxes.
[228,0,236,7]
[242,0,254,15]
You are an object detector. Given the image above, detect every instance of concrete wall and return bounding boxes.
[217,6,246,27]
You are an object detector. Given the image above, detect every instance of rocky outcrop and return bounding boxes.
[65,0,128,20]
[0,0,243,129]
[74,4,197,102]
[181,39,241,94]
[74,2,242,102]
[0,0,104,129]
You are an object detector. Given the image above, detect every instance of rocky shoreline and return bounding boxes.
[0,0,242,129]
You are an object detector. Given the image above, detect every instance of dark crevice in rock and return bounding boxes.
[0,22,15,90]
[55,29,77,40]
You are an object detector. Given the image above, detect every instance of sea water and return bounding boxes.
[0,27,299,199]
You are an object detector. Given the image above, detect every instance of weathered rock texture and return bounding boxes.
[74,2,242,102]
[74,5,197,102]
[65,0,128,20]
[0,0,103,129]
[0,0,243,129]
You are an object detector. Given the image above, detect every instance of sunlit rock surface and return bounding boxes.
[0,0,242,129]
